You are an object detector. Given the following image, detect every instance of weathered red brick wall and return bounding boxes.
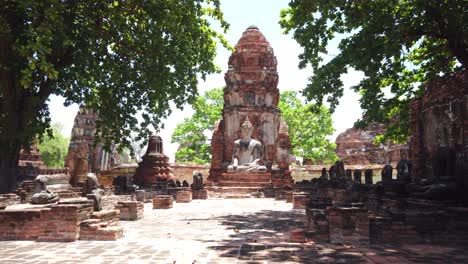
[409,70,467,187]
[0,203,93,241]
[97,163,209,188]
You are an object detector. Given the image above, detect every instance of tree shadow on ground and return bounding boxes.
[186,209,468,263]
[187,209,371,263]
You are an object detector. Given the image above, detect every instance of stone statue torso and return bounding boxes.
[234,138,262,165]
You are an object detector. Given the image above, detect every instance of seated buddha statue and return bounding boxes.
[227,117,267,173]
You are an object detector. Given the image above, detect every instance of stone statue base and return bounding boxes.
[216,173,272,188]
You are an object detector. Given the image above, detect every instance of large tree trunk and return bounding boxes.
[0,34,22,194]
[0,143,21,194]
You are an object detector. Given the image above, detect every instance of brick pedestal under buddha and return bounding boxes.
[192,190,208,200]
[327,206,370,245]
[216,173,272,188]
[176,190,192,203]
[293,193,310,209]
[152,195,173,209]
[115,201,144,221]
[285,191,294,203]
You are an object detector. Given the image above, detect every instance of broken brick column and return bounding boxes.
[327,206,369,245]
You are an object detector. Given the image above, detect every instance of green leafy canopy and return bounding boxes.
[171,87,224,164]
[280,0,467,143]
[37,123,70,167]
[279,90,337,164]
[0,0,230,152]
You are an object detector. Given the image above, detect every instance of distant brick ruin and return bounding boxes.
[409,70,467,189]
[208,26,292,187]
[65,106,117,185]
[16,144,68,186]
[335,123,408,165]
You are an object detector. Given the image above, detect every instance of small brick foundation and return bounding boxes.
[192,189,208,200]
[115,201,144,220]
[293,193,309,209]
[0,200,93,242]
[176,190,192,203]
[79,210,123,241]
[327,206,370,245]
[285,191,293,203]
[153,195,173,209]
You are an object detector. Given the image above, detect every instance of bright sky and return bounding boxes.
[49,0,364,162]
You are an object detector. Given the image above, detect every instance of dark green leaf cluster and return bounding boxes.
[280,0,467,142]
[0,0,229,152]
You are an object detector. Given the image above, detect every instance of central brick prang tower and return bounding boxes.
[208,25,292,187]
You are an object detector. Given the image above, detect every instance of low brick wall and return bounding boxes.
[97,163,210,189]
[171,163,210,183]
[101,195,134,211]
[291,164,395,183]
[0,201,93,242]
[327,206,370,245]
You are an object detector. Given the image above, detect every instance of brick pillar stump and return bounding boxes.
[115,201,144,220]
[327,206,369,245]
[290,229,306,243]
[293,192,310,209]
[192,189,208,200]
[152,195,173,209]
[285,191,294,203]
[176,190,192,203]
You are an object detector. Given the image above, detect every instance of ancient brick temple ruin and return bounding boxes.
[335,123,408,165]
[208,26,292,188]
[409,70,467,188]
[65,106,118,185]
[16,144,67,182]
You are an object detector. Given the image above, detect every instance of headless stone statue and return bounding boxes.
[191,172,204,190]
[353,169,362,184]
[364,169,373,184]
[31,175,59,204]
[396,159,412,183]
[335,161,345,179]
[321,168,328,179]
[381,164,393,184]
[328,165,336,179]
[227,117,267,173]
[85,173,103,211]
[182,180,189,187]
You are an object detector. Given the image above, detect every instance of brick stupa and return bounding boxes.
[208,26,292,187]
[134,135,175,187]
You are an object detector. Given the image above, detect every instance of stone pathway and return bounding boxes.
[1,198,467,263]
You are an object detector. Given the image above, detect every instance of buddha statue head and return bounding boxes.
[241,117,253,139]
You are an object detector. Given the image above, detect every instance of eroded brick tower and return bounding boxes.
[208,26,292,187]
